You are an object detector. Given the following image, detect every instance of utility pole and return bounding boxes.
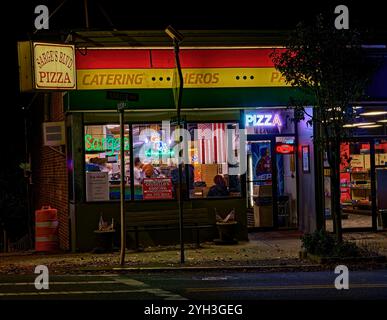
[106,91,138,266]
[118,102,126,266]
[165,26,185,264]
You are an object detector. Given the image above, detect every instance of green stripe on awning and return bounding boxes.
[65,87,306,111]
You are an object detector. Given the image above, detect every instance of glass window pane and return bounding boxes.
[84,124,130,201]
[187,122,241,199]
[132,123,177,200]
[340,142,372,228]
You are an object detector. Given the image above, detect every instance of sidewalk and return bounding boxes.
[0,231,386,274]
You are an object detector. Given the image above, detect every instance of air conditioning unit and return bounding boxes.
[43,121,65,146]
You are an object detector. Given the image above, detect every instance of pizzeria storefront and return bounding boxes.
[60,44,320,251]
[18,33,326,251]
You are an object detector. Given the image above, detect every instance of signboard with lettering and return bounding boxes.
[18,41,76,91]
[143,178,173,200]
[245,113,282,127]
[86,172,109,202]
[75,48,289,90]
[106,91,139,101]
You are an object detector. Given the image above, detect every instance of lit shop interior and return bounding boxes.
[83,108,300,230]
[84,122,242,202]
[324,106,387,231]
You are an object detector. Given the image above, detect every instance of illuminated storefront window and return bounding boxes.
[132,123,178,200]
[187,122,241,199]
[84,124,130,202]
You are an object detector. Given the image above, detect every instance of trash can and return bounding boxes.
[35,206,59,252]
[93,230,116,253]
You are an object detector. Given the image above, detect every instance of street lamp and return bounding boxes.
[165,25,185,264]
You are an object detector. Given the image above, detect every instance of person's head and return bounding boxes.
[134,157,142,168]
[89,157,99,164]
[213,175,226,187]
[143,163,154,178]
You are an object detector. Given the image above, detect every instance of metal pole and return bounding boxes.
[3,229,7,253]
[174,39,185,264]
[118,103,126,266]
[23,109,33,249]
[84,0,90,29]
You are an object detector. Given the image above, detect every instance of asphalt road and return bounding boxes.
[0,270,386,300]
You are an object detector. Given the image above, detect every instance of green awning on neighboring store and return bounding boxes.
[65,87,307,111]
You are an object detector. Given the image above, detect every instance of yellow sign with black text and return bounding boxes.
[77,68,288,90]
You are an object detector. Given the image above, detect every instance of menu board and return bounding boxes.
[86,172,109,201]
[143,178,173,200]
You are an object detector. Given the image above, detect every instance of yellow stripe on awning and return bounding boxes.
[77,68,288,90]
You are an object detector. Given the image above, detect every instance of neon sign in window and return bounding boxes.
[245,114,282,127]
[84,134,130,156]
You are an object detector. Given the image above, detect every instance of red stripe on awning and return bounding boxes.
[76,49,151,69]
[152,49,281,68]
[76,48,283,69]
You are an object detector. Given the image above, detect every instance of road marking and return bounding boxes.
[0,275,187,300]
[186,283,387,293]
[0,281,119,286]
[114,277,187,300]
[0,289,153,297]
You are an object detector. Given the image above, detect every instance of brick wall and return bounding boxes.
[31,93,69,250]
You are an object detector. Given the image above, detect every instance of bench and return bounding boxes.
[125,208,214,250]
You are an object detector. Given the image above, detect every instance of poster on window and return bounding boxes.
[251,142,272,183]
[143,178,173,200]
[86,172,109,201]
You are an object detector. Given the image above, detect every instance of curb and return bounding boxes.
[77,264,323,273]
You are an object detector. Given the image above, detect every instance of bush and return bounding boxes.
[301,229,361,258]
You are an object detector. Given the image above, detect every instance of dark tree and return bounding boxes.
[271,14,376,242]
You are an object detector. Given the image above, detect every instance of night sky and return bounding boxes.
[2,0,386,175]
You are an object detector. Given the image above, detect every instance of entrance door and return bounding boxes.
[339,141,373,229]
[246,139,274,228]
[275,137,298,228]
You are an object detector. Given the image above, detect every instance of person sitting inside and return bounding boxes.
[133,157,144,185]
[207,175,229,197]
[86,157,102,172]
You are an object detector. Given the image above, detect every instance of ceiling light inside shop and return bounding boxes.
[358,124,383,128]
[343,122,376,128]
[359,111,387,116]
[377,119,387,123]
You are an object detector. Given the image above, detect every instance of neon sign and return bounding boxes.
[84,134,129,156]
[245,113,282,127]
[145,141,175,158]
[145,149,175,158]
[275,143,295,154]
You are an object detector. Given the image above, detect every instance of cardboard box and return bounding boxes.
[351,154,364,168]
[253,204,273,227]
[376,153,387,166]
[253,185,272,197]
[364,154,370,170]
